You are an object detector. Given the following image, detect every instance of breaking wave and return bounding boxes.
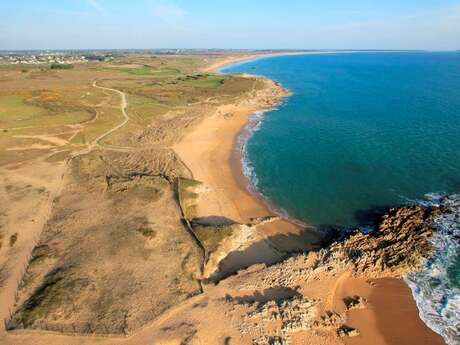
[239,111,265,193]
[405,193,460,345]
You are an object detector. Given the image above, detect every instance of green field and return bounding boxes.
[69,107,125,145]
[179,74,225,88]
[127,94,170,125]
[0,95,93,129]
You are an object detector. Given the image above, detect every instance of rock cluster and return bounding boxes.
[253,335,289,345]
[232,295,353,344]
[314,310,345,329]
[235,296,318,345]
[233,206,440,293]
[337,325,360,337]
[343,295,366,310]
[326,205,440,277]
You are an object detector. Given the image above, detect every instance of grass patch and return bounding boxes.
[179,178,201,189]
[107,65,180,77]
[121,66,153,76]
[192,225,236,255]
[0,95,46,122]
[0,95,93,129]
[50,63,74,70]
[9,233,18,247]
[70,107,125,145]
[136,227,156,238]
[177,178,202,219]
[150,68,181,77]
[108,175,166,203]
[127,94,170,125]
[219,76,257,95]
[17,267,89,328]
[30,245,51,265]
[179,74,225,88]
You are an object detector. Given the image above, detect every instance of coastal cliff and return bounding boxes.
[201,205,446,345]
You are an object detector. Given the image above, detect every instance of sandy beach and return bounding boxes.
[336,277,445,345]
[175,55,447,345]
[201,50,374,74]
[175,58,321,249]
[174,101,270,223]
[201,51,338,73]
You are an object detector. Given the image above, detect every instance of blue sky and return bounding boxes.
[1,0,459,50]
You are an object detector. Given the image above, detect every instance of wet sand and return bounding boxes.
[337,277,445,345]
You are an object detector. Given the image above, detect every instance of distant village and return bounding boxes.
[0,51,115,65]
[0,49,301,66]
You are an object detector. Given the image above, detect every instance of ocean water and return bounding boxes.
[221,52,460,344]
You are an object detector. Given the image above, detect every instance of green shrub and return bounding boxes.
[50,63,74,70]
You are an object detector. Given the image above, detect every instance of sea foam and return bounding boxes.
[405,194,460,345]
[240,111,266,193]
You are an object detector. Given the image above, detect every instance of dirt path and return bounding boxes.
[69,80,132,159]
[92,80,130,147]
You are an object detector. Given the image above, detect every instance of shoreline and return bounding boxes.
[219,54,453,345]
[0,51,454,345]
[174,84,278,224]
[211,51,314,229]
[175,54,447,344]
[202,51,317,73]
[334,277,446,345]
[202,50,413,74]
[229,106,310,229]
[173,69,317,247]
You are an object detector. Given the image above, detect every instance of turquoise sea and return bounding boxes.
[221,52,460,344]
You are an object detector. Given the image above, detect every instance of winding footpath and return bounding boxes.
[69,80,132,160]
[92,80,130,146]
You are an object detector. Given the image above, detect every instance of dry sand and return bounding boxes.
[174,102,268,223]
[332,276,445,345]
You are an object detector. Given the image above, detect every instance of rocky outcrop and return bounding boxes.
[232,206,441,293]
[222,205,443,344]
[325,205,441,278]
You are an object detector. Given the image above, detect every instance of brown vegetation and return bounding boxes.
[0,53,271,339]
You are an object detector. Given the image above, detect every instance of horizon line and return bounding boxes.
[1,48,459,53]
